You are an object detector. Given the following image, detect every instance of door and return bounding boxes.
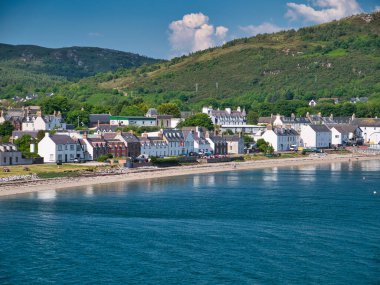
[65,154,67,162]
[9,157,12,165]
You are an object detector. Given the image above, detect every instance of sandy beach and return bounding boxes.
[0,153,379,198]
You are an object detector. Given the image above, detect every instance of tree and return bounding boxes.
[120,105,145,116]
[256,138,269,153]
[247,111,259,124]
[0,121,14,137]
[65,110,90,127]
[157,103,181,118]
[177,113,214,130]
[37,130,46,142]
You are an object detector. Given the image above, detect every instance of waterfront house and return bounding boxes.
[115,131,141,158]
[0,143,33,166]
[262,127,299,152]
[38,133,84,163]
[182,127,211,154]
[330,125,360,146]
[206,135,228,155]
[351,118,380,144]
[162,129,186,156]
[224,135,244,154]
[81,134,109,161]
[300,125,331,148]
[139,133,169,157]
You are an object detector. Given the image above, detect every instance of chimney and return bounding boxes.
[330,113,333,120]
[317,112,321,118]
[267,124,273,130]
[83,133,88,140]
[116,130,122,136]
[53,110,57,116]
[237,106,241,112]
[57,111,62,118]
[225,108,231,114]
[351,113,356,121]
[291,113,295,120]
[306,112,310,118]
[45,132,50,138]
[142,132,149,138]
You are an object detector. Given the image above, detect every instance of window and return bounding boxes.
[70,154,74,159]
[65,145,68,150]
[58,154,62,160]
[70,145,74,151]
[58,145,62,151]
[16,157,18,163]
[50,154,54,160]
[3,157,6,163]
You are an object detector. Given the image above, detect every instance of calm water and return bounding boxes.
[0,161,380,284]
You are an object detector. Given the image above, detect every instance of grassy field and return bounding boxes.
[0,164,97,178]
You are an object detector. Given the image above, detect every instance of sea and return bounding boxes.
[0,160,379,284]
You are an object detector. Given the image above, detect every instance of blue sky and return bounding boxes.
[0,0,379,59]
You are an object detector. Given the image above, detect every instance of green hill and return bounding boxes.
[94,12,380,110]
[0,44,161,99]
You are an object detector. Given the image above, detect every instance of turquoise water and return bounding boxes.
[0,160,380,284]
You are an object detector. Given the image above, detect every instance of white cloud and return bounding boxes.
[239,22,285,36]
[286,0,362,24]
[169,13,228,57]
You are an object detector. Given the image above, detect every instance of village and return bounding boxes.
[1,104,380,170]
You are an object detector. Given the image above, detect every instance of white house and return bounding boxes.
[38,133,84,163]
[330,125,358,146]
[352,118,380,144]
[182,127,211,154]
[262,127,299,152]
[109,116,156,127]
[308,100,317,107]
[139,134,169,158]
[202,106,246,126]
[224,135,245,154]
[162,129,186,156]
[22,111,66,131]
[300,125,331,148]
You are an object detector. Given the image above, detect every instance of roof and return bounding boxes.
[223,135,242,142]
[110,116,156,121]
[309,125,331,132]
[89,114,110,124]
[331,124,358,133]
[12,130,39,139]
[0,143,18,152]
[163,129,184,142]
[352,118,380,127]
[208,135,227,143]
[272,128,299,136]
[258,117,274,124]
[95,125,119,132]
[120,132,140,143]
[49,134,76,144]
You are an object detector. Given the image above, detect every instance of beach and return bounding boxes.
[0,153,378,198]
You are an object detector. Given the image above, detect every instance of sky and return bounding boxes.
[0,0,379,59]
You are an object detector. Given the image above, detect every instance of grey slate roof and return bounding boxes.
[272,128,299,136]
[89,114,110,124]
[309,125,331,132]
[330,124,358,133]
[352,118,380,127]
[163,129,184,142]
[50,135,76,144]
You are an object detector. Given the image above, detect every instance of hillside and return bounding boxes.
[94,12,380,110]
[0,44,161,99]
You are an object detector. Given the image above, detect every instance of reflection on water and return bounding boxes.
[262,167,279,182]
[85,185,94,197]
[36,190,57,201]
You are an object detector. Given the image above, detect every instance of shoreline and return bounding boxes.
[1,154,379,198]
